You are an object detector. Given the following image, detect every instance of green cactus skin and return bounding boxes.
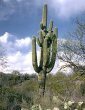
[32,4,58,96]
[42,4,47,28]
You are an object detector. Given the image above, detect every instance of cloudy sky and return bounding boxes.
[0,0,85,74]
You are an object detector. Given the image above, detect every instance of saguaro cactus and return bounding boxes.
[32,4,58,96]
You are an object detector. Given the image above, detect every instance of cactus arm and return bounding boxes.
[36,38,42,47]
[42,4,47,28]
[39,47,43,70]
[32,37,40,73]
[47,47,51,65]
[47,28,58,73]
[49,21,53,31]
[47,38,57,73]
[39,31,43,43]
[54,27,58,37]
[37,31,43,47]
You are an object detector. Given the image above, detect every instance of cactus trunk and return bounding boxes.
[32,4,58,96]
[38,71,46,96]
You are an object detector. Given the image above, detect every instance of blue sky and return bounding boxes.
[0,0,85,37]
[0,0,85,74]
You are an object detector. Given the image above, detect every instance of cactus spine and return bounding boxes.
[32,4,58,96]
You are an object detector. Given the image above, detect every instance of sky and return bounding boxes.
[0,0,85,74]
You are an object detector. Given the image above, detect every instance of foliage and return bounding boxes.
[58,17,85,75]
[0,71,85,109]
[0,72,37,109]
[0,44,7,72]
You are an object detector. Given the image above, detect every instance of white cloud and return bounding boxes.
[7,51,22,63]
[0,32,9,43]
[6,49,41,74]
[48,0,85,18]
[15,37,31,47]
[6,51,35,74]
[0,32,33,73]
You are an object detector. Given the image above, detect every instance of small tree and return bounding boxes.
[0,43,7,72]
[58,18,85,75]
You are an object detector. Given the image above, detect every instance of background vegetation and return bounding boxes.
[0,71,85,109]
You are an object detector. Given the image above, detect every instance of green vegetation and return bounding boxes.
[0,71,85,109]
[0,72,37,110]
